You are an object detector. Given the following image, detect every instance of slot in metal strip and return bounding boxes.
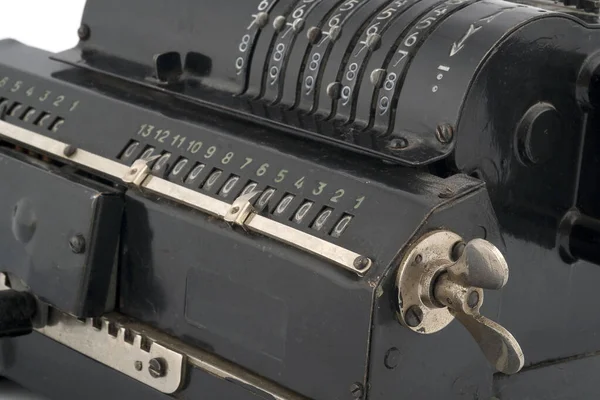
[0,119,372,276]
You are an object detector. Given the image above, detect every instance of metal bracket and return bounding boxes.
[123,156,160,187]
[224,191,260,227]
[0,120,373,277]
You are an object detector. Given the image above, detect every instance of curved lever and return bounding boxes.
[396,231,524,375]
[434,273,524,375]
[454,312,524,375]
[446,239,509,290]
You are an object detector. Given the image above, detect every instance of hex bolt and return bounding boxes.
[77,24,91,41]
[405,305,423,327]
[69,235,86,254]
[350,382,364,399]
[148,357,167,378]
[436,124,454,144]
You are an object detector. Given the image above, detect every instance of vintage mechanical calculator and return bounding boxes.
[0,0,600,398]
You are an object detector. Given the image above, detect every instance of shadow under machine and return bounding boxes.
[1,0,600,398]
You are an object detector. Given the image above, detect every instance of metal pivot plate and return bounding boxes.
[0,274,185,394]
[396,230,461,334]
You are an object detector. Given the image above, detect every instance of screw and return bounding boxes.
[69,235,86,254]
[436,124,454,144]
[134,361,143,371]
[467,291,480,309]
[353,256,371,271]
[77,24,91,41]
[63,145,77,157]
[414,254,423,264]
[405,306,423,327]
[148,357,167,378]
[451,241,466,261]
[350,382,364,399]
[230,206,240,214]
[388,138,408,151]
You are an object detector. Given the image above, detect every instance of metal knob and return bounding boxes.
[396,231,524,375]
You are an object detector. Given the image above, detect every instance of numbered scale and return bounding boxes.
[223,0,546,165]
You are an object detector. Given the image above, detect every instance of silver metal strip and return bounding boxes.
[0,120,129,179]
[143,176,231,218]
[38,317,185,394]
[0,274,183,394]
[0,120,372,276]
[246,214,368,275]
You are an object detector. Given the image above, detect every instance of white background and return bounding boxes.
[0,2,87,398]
[0,0,86,53]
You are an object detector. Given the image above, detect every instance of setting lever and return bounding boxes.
[395,231,524,374]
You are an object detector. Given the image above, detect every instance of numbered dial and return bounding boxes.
[263,0,325,104]
[235,0,282,95]
[371,0,475,134]
[336,0,419,125]
[297,0,370,113]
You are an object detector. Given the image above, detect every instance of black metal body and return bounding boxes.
[0,0,600,399]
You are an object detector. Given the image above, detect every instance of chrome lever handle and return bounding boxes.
[396,231,524,375]
[434,273,524,375]
[446,238,509,290]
